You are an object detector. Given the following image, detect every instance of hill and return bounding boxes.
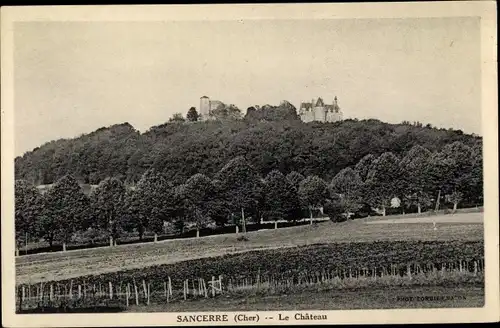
[15,116,481,186]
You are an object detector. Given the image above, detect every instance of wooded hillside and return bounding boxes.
[15,115,480,186]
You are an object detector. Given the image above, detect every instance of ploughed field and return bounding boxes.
[16,212,483,285]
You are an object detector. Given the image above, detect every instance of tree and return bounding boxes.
[263,170,301,228]
[36,197,58,249]
[43,175,89,251]
[323,193,346,222]
[364,152,401,216]
[330,167,363,216]
[90,177,126,246]
[16,115,482,201]
[446,191,464,212]
[210,104,242,120]
[210,104,228,120]
[215,156,263,233]
[210,179,232,227]
[227,104,242,120]
[122,188,141,233]
[172,184,188,234]
[245,106,257,118]
[298,175,329,224]
[15,180,42,256]
[286,171,305,191]
[354,154,376,182]
[182,173,216,237]
[186,107,199,122]
[134,169,176,241]
[428,141,474,212]
[169,113,186,123]
[244,101,299,121]
[468,142,483,205]
[399,145,433,214]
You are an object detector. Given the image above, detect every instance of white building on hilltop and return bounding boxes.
[299,96,343,123]
[199,96,225,121]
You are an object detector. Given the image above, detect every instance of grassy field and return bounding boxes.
[125,286,484,312]
[15,212,483,285]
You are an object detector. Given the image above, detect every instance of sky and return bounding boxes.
[14,17,481,156]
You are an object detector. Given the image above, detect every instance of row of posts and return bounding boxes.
[17,275,224,311]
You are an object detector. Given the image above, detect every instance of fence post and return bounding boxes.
[142,280,147,300]
[69,280,73,300]
[147,283,150,305]
[17,286,22,313]
[134,281,139,306]
[211,276,215,297]
[202,279,207,298]
[109,282,113,299]
[126,283,130,307]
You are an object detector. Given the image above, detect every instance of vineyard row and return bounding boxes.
[16,258,485,312]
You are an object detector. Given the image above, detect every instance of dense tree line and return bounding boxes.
[15,103,481,187]
[15,140,482,254]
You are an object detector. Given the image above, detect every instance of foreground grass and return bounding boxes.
[125,285,484,312]
[16,213,483,285]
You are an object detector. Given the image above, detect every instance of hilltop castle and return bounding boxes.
[299,97,343,123]
[199,96,225,121]
[199,95,343,123]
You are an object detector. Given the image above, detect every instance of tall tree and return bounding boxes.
[399,145,433,213]
[298,175,329,224]
[15,180,42,255]
[182,173,216,237]
[134,169,175,241]
[364,152,401,216]
[121,188,142,234]
[90,177,126,246]
[263,170,301,228]
[330,167,363,216]
[171,184,189,234]
[186,107,199,122]
[468,142,483,205]
[210,179,232,227]
[44,175,89,251]
[215,156,263,233]
[428,141,474,211]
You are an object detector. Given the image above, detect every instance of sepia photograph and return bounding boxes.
[1,2,498,327]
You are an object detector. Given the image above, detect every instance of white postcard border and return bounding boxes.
[1,2,498,326]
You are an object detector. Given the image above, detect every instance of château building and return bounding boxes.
[199,96,225,121]
[299,97,343,123]
[198,95,343,123]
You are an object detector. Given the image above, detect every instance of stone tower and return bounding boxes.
[200,96,210,121]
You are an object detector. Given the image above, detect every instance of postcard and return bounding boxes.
[1,2,498,326]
